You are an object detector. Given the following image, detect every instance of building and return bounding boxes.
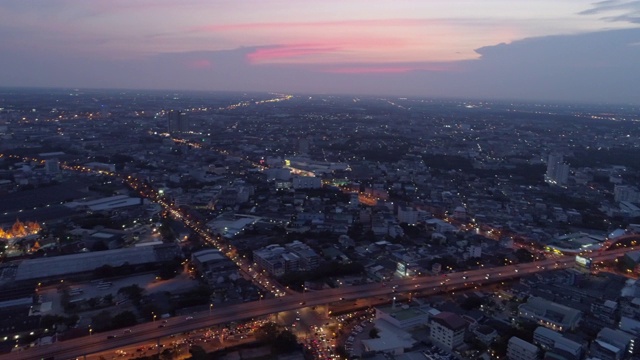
[44,158,60,175]
[430,312,466,351]
[253,241,319,277]
[507,336,539,360]
[545,154,569,186]
[468,245,482,259]
[591,300,618,325]
[65,195,143,212]
[533,326,584,359]
[473,325,498,345]
[518,296,582,332]
[191,249,237,285]
[374,304,430,330]
[168,110,189,134]
[589,327,635,360]
[614,185,640,203]
[361,319,417,356]
[398,207,418,225]
[285,240,320,271]
[253,245,290,277]
[292,176,322,189]
[8,243,180,283]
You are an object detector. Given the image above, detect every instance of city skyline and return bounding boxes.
[0,1,639,104]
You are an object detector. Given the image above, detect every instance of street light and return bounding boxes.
[153,313,157,322]
[209,303,213,315]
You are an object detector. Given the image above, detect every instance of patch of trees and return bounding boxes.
[118,284,144,305]
[172,285,211,308]
[40,314,79,330]
[255,322,299,354]
[90,310,137,332]
[93,262,136,279]
[422,154,474,171]
[569,147,640,170]
[514,248,535,263]
[278,261,364,290]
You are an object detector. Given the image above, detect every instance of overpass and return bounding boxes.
[601,233,640,252]
[2,247,633,360]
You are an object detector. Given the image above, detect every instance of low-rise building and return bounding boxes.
[374,304,429,330]
[518,296,582,332]
[507,336,539,360]
[589,327,635,360]
[430,312,466,351]
[533,326,584,359]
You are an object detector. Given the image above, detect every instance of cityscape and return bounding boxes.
[0,89,639,360]
[1,1,640,360]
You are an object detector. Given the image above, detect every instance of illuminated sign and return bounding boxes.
[575,255,592,268]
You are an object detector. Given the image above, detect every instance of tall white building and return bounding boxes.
[545,154,569,186]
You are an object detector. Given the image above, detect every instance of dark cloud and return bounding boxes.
[579,0,640,23]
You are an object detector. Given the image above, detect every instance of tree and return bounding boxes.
[256,322,280,343]
[273,330,299,353]
[111,311,137,329]
[87,297,98,309]
[103,294,114,305]
[514,248,535,263]
[118,284,144,305]
[368,328,380,339]
[40,315,65,329]
[460,296,484,311]
[91,310,112,332]
[160,348,176,360]
[188,345,208,360]
[94,264,114,278]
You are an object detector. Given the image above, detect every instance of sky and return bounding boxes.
[0,0,639,104]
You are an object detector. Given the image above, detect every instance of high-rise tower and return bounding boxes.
[168,110,189,134]
[545,154,569,185]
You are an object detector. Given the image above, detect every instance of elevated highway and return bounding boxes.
[2,247,633,360]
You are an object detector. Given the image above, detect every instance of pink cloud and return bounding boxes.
[184,59,212,69]
[191,19,437,32]
[246,45,340,63]
[246,37,411,64]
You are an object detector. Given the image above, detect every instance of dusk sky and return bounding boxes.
[1,1,639,104]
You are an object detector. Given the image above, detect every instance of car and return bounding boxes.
[123,329,132,334]
[185,316,194,320]
[158,325,165,328]
[107,335,117,339]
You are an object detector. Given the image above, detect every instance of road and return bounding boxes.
[2,247,630,360]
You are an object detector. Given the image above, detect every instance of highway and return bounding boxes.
[1,247,631,360]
